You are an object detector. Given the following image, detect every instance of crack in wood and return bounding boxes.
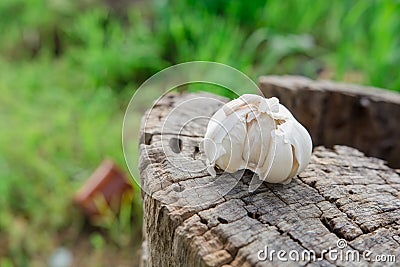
[139,92,400,267]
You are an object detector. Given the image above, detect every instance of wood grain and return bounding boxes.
[139,92,400,267]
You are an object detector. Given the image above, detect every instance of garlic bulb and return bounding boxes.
[203,94,312,185]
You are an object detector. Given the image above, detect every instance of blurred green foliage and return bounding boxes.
[0,0,399,265]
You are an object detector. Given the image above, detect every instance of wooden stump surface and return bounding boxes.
[139,92,400,267]
[259,75,400,169]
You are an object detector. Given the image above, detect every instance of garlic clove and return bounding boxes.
[204,105,248,176]
[243,113,275,170]
[277,118,312,176]
[263,128,294,183]
[215,122,247,173]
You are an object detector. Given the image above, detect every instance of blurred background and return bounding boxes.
[1,0,399,266]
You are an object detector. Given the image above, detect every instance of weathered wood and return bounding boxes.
[259,75,400,169]
[139,92,400,267]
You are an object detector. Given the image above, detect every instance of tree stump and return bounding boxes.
[139,92,400,267]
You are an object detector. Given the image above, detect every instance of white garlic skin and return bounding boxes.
[203,94,312,184]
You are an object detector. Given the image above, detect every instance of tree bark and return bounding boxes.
[139,92,400,267]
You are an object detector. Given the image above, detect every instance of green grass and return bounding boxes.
[0,0,399,266]
[0,58,139,265]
